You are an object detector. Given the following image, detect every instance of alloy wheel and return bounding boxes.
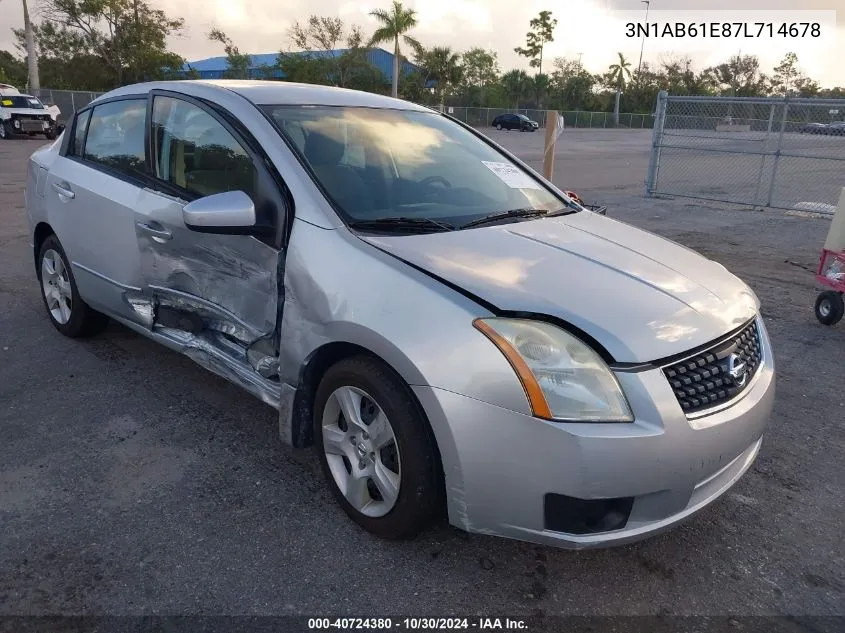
[41,248,73,324]
[321,385,401,517]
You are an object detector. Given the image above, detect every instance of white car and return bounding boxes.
[0,84,61,140]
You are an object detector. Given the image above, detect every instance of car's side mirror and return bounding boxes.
[182,190,256,235]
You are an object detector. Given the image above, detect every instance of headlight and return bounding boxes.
[473,318,633,422]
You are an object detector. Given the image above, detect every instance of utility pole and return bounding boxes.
[636,0,650,82]
[22,0,40,92]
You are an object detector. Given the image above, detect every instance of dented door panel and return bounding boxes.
[133,187,280,346]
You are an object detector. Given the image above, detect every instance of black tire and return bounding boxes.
[45,129,57,140]
[814,290,844,326]
[495,123,502,130]
[37,234,109,337]
[314,355,442,540]
[0,121,9,139]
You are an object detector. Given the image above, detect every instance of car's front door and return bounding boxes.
[133,92,286,368]
[44,97,148,323]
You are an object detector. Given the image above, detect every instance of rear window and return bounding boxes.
[0,96,44,109]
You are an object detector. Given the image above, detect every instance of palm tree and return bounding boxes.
[608,52,631,126]
[501,69,531,109]
[423,46,463,107]
[368,1,421,98]
[22,0,39,91]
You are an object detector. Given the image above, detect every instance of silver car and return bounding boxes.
[25,80,775,549]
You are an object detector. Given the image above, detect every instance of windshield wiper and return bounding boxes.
[461,208,549,229]
[347,217,455,233]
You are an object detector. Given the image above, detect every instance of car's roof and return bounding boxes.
[96,80,433,112]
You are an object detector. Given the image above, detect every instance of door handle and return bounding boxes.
[52,181,75,199]
[136,221,173,242]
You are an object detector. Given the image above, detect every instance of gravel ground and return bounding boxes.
[1,128,843,623]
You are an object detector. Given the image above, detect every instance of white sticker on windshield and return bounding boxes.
[482,161,541,190]
[27,98,40,106]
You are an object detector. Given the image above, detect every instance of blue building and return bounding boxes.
[181,48,424,85]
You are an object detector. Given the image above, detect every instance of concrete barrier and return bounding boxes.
[715,124,752,132]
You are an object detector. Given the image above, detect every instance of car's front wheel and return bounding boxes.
[314,355,442,540]
[37,234,109,337]
[0,121,9,139]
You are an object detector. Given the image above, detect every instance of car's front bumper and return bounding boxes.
[414,317,775,549]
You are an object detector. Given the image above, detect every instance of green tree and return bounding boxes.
[533,73,550,109]
[607,52,632,125]
[548,57,597,111]
[769,52,819,97]
[209,28,250,79]
[460,48,499,106]
[38,0,184,87]
[501,69,532,109]
[419,46,462,107]
[0,50,28,87]
[287,16,379,89]
[703,54,768,97]
[368,1,421,98]
[514,10,557,76]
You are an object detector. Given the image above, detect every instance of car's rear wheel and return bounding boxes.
[37,234,109,337]
[314,355,442,540]
[495,123,502,130]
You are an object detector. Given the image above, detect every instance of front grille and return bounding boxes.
[663,319,762,415]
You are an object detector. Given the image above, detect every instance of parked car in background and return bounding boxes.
[828,122,845,136]
[491,113,538,131]
[799,121,845,136]
[0,84,62,140]
[26,80,774,549]
[798,122,828,134]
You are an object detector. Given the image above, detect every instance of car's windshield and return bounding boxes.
[0,95,44,109]
[262,105,569,228]
[518,114,530,121]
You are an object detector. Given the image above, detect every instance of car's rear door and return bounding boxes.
[132,90,286,354]
[43,97,148,323]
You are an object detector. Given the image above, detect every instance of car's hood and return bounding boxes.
[361,212,758,363]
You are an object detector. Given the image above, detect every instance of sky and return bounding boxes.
[0,0,843,87]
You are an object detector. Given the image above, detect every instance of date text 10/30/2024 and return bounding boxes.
[626,22,821,38]
[307,618,529,630]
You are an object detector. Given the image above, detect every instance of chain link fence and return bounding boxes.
[32,89,653,134]
[31,89,104,123]
[441,106,652,129]
[646,91,845,212]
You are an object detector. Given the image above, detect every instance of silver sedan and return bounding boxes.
[25,80,775,548]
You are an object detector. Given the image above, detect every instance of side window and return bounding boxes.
[71,109,90,157]
[83,99,146,177]
[151,95,257,201]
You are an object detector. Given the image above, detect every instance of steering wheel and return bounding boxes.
[420,176,452,189]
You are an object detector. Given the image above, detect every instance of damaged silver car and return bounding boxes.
[25,80,775,549]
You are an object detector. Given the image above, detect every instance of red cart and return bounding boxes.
[814,248,845,325]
